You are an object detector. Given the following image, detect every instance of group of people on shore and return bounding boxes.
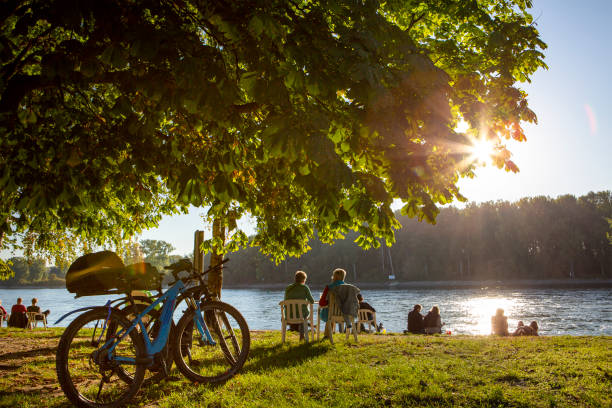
[0,297,50,328]
[282,268,540,338]
[283,268,383,340]
[492,308,539,336]
[405,304,445,334]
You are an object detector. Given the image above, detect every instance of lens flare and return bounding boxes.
[584,104,597,134]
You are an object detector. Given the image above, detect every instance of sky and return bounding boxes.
[3,1,610,259]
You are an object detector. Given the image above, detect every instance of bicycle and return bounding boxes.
[55,259,250,408]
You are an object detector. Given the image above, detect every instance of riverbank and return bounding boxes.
[2,278,611,290]
[0,328,609,407]
[225,278,612,290]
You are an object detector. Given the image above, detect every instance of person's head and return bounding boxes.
[517,321,524,327]
[332,268,346,282]
[16,297,22,304]
[294,270,307,284]
[495,308,504,316]
[430,305,440,316]
[31,298,38,306]
[529,321,538,331]
[357,293,364,302]
[413,304,422,312]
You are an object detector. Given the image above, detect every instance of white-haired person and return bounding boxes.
[284,270,315,340]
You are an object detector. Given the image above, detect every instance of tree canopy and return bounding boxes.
[0,0,546,265]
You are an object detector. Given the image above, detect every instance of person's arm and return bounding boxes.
[305,286,315,303]
[318,286,329,306]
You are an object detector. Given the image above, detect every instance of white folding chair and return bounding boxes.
[324,293,357,343]
[279,300,314,343]
[357,309,377,333]
[26,312,47,329]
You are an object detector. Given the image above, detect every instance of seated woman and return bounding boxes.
[318,268,346,335]
[423,305,444,334]
[491,308,509,336]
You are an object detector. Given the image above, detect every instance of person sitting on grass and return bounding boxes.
[405,304,424,334]
[513,320,539,336]
[423,305,444,334]
[26,298,50,321]
[284,270,315,340]
[491,308,509,336]
[8,297,27,328]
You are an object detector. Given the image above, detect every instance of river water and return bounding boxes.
[1,287,610,336]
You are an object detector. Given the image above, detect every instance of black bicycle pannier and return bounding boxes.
[66,251,162,296]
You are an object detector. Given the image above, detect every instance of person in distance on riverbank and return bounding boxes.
[284,270,315,340]
[27,298,50,320]
[406,304,424,334]
[424,305,444,334]
[318,268,346,330]
[357,293,377,333]
[513,320,539,336]
[8,298,27,328]
[491,308,509,336]
[0,300,7,326]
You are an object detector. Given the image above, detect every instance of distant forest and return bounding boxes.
[2,191,611,287]
[225,191,612,285]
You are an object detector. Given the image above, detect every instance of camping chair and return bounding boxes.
[357,309,377,333]
[26,311,47,329]
[279,300,314,343]
[322,292,358,344]
[0,313,7,327]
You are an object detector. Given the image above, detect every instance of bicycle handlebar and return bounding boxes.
[165,258,230,286]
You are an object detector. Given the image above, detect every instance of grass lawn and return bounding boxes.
[0,328,609,407]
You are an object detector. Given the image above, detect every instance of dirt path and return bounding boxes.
[0,333,63,396]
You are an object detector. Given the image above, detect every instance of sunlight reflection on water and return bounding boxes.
[0,287,609,335]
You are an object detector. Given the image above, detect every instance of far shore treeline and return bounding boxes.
[1,191,611,288]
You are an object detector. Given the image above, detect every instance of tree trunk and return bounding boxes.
[208,217,225,299]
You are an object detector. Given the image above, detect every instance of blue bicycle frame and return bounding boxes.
[81,278,216,367]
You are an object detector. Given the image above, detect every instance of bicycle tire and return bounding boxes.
[172,301,250,383]
[56,308,146,408]
[111,302,174,385]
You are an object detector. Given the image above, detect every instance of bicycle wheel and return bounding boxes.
[111,302,174,385]
[56,308,146,408]
[173,301,250,383]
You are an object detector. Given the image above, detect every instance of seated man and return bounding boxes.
[8,297,27,328]
[26,298,50,320]
[284,270,315,340]
[406,304,424,334]
[357,293,377,332]
[491,308,509,336]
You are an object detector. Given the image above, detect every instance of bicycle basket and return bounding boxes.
[66,251,162,296]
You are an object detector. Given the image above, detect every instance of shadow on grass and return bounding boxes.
[241,340,332,375]
[0,346,56,362]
